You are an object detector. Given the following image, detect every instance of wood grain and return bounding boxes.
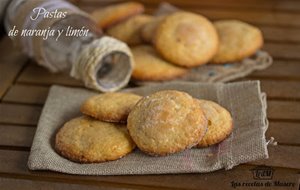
[17,63,83,87]
[267,100,300,120]
[250,60,300,80]
[261,26,300,43]
[260,80,300,100]
[78,0,300,12]
[0,177,137,190]
[0,38,28,99]
[266,122,300,145]
[0,150,298,190]
[263,43,300,60]
[0,125,35,148]
[3,84,49,105]
[251,145,300,169]
[0,104,41,125]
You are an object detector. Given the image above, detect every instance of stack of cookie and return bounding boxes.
[91,2,264,82]
[55,90,233,163]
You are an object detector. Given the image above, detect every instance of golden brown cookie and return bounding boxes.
[140,16,165,43]
[127,90,208,156]
[106,14,153,45]
[131,45,188,81]
[81,92,142,123]
[55,116,136,163]
[91,2,144,29]
[195,99,233,147]
[154,11,219,67]
[211,20,263,64]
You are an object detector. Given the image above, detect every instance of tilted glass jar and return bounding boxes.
[5,0,134,92]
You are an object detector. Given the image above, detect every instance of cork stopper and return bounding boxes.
[71,36,134,92]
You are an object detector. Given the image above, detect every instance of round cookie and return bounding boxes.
[140,16,165,43]
[91,2,144,29]
[131,45,188,81]
[195,99,233,147]
[211,20,263,64]
[127,90,208,156]
[55,116,136,163]
[154,11,219,67]
[81,92,142,123]
[107,14,153,45]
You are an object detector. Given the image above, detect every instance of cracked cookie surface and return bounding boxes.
[127,90,207,156]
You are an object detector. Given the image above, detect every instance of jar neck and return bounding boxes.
[70,36,134,92]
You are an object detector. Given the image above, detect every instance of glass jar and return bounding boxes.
[5,0,134,92]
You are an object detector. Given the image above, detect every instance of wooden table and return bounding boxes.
[0,0,299,189]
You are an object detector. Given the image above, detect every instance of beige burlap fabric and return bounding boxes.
[28,81,269,175]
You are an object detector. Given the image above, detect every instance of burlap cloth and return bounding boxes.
[28,80,269,175]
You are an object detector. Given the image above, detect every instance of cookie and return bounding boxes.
[127,90,208,156]
[140,16,165,43]
[55,116,136,163]
[91,2,144,30]
[195,99,233,147]
[211,20,263,64]
[154,11,219,67]
[131,45,188,81]
[81,92,142,123]
[107,14,153,45]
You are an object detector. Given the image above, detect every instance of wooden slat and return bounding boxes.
[78,0,300,12]
[267,100,300,120]
[260,80,300,100]
[263,43,300,60]
[251,145,300,169]
[17,63,83,87]
[0,150,299,190]
[0,125,35,147]
[250,60,300,80]
[0,104,41,125]
[3,84,49,105]
[266,122,300,145]
[0,177,135,190]
[261,26,300,43]
[0,37,28,99]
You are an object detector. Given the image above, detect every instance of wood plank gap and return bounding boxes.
[0,122,36,127]
[264,40,300,45]
[0,100,44,106]
[0,146,30,152]
[275,143,300,147]
[248,76,300,81]
[268,119,300,123]
[0,123,36,128]
[0,102,43,107]
[0,60,29,101]
[266,97,300,102]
